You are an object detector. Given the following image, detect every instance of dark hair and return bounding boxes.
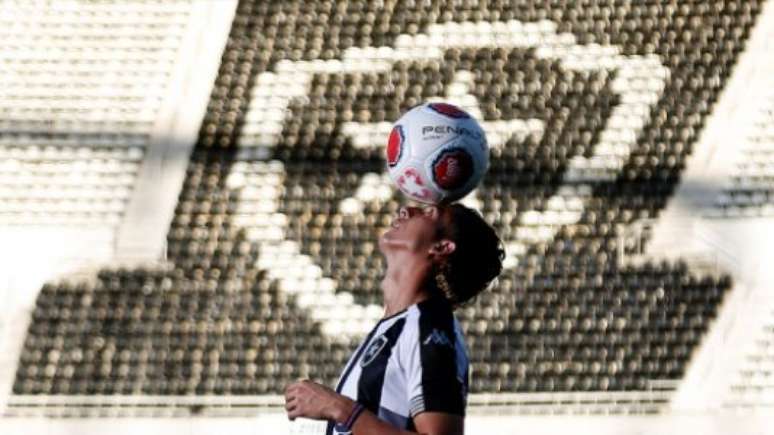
[430,203,505,307]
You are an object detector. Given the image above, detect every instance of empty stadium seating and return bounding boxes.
[726,306,774,407]
[0,0,193,226]
[11,0,762,401]
[714,88,774,217]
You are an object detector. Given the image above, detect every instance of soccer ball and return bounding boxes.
[386,102,489,204]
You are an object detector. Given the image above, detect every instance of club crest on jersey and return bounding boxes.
[361,335,389,367]
[428,102,470,119]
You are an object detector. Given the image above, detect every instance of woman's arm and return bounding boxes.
[284,380,463,435]
[352,410,464,435]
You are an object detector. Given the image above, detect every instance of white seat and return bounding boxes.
[0,0,189,227]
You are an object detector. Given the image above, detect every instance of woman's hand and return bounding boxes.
[285,380,465,435]
[284,380,356,422]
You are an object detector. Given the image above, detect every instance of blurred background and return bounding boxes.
[1,0,773,433]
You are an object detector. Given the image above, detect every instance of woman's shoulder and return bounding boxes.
[401,296,459,344]
[415,296,455,323]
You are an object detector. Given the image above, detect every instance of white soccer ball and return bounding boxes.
[386,102,489,204]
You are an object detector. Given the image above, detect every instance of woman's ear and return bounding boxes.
[429,239,456,256]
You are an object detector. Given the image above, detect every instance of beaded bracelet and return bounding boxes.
[334,402,366,434]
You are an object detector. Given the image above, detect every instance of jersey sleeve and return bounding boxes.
[401,306,468,418]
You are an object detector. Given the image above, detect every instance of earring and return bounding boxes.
[435,264,456,304]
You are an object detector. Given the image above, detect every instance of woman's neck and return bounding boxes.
[381,254,432,317]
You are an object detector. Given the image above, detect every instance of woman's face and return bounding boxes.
[379,205,442,254]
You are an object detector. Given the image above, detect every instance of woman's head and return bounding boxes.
[379,203,505,307]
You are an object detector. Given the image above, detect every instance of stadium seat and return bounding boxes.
[0,0,193,226]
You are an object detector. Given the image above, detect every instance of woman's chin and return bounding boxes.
[377,234,391,253]
[379,235,412,253]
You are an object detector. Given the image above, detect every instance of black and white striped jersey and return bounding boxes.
[326,296,469,434]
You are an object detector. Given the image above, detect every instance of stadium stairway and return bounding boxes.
[646,0,774,412]
[114,1,238,264]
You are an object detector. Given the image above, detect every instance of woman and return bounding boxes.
[285,203,504,434]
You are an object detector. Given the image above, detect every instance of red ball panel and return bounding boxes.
[386,125,404,167]
[432,148,474,191]
[428,102,470,119]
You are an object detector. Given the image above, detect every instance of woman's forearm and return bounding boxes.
[330,397,417,435]
[350,409,418,435]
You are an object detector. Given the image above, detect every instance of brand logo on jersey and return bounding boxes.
[361,334,389,367]
[428,102,470,119]
[386,125,405,167]
[423,329,453,348]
